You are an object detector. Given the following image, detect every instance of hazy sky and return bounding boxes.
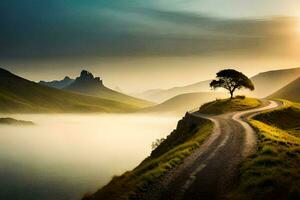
[1,0,300,92]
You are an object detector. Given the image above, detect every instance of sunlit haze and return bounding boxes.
[2,1,300,200]
[1,1,300,92]
[0,114,178,200]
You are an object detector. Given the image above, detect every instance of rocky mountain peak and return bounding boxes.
[75,70,103,86]
[80,70,94,79]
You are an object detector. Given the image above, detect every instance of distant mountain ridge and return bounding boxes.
[39,70,154,108]
[0,68,152,113]
[268,77,300,102]
[135,67,300,102]
[250,67,300,98]
[141,92,226,115]
[64,70,153,108]
[133,80,212,103]
[39,76,74,89]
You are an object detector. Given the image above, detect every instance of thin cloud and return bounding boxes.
[0,1,298,59]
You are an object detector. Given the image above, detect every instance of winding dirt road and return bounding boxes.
[146,100,282,200]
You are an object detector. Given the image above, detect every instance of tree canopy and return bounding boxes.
[210,69,254,98]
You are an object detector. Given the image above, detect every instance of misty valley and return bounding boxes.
[2,1,300,199]
[0,63,300,200]
[0,114,178,200]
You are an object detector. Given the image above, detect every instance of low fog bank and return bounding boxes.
[0,113,179,200]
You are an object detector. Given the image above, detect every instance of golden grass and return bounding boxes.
[199,97,261,115]
[231,100,300,200]
[250,120,300,146]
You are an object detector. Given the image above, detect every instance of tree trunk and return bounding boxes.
[230,91,233,99]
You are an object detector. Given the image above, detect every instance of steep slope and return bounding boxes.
[39,76,74,89]
[0,68,146,113]
[64,70,153,108]
[250,67,300,97]
[83,114,213,200]
[141,92,226,115]
[133,80,212,103]
[268,77,300,102]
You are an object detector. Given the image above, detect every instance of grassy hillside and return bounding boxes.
[141,92,226,115]
[199,97,261,115]
[83,113,213,200]
[133,80,212,103]
[268,77,300,102]
[250,67,300,98]
[68,85,154,109]
[0,68,148,113]
[232,100,300,200]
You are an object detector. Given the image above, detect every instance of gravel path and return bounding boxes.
[143,100,282,200]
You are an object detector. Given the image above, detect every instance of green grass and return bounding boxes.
[231,100,300,200]
[0,68,150,113]
[254,99,300,133]
[84,114,213,200]
[199,96,261,115]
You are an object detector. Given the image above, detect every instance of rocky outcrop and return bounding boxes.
[73,70,103,86]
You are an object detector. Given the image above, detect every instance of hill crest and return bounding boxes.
[0,68,151,113]
[268,76,300,102]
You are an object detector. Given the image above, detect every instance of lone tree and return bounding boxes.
[210,69,254,99]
